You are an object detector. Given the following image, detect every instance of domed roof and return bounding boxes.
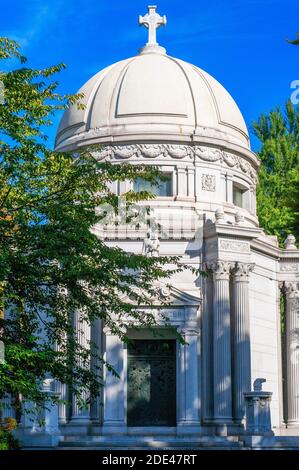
[55,9,250,152]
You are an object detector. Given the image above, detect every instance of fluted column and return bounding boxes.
[285,282,299,427]
[55,381,68,425]
[54,331,68,425]
[202,275,214,421]
[211,261,233,423]
[90,317,103,424]
[70,310,91,424]
[232,262,254,423]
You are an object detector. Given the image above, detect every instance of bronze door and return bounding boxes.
[127,339,176,426]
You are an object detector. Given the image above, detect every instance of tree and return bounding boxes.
[287,32,299,45]
[253,101,299,245]
[0,38,185,418]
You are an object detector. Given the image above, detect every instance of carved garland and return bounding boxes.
[92,144,258,182]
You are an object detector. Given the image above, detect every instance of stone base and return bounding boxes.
[212,421,234,437]
[244,435,299,449]
[14,430,62,448]
[279,426,299,436]
[59,434,243,450]
[62,420,92,435]
[177,423,202,435]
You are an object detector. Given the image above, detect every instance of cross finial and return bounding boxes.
[139,5,167,47]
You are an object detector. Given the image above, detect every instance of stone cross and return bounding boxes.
[139,5,166,46]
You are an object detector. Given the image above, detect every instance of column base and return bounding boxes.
[213,420,234,437]
[69,417,91,425]
[102,423,127,434]
[65,418,91,435]
[286,421,299,428]
[177,422,202,435]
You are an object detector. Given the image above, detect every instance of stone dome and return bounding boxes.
[55,49,250,153]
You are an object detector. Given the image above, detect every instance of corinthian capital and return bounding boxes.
[284,282,299,298]
[232,262,255,282]
[209,260,233,280]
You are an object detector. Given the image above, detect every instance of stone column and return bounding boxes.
[202,275,214,421]
[232,262,254,424]
[55,382,67,425]
[90,318,103,424]
[54,332,68,425]
[103,329,126,433]
[70,310,91,425]
[211,261,233,425]
[285,282,299,427]
[177,326,201,432]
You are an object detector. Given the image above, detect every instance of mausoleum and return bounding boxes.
[17,6,299,449]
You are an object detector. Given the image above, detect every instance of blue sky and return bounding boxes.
[1,0,298,150]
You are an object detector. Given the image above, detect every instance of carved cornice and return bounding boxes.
[232,262,255,283]
[92,144,258,183]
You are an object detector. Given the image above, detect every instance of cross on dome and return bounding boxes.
[139,5,167,46]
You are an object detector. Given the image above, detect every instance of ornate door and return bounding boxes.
[127,339,176,426]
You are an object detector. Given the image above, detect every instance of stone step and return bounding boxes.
[58,435,244,450]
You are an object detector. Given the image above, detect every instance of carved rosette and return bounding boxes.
[232,262,255,283]
[91,143,258,183]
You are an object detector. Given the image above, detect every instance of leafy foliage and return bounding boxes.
[0,38,185,414]
[0,428,19,450]
[253,101,299,245]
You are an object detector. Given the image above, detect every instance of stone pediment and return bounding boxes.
[118,284,201,307]
[163,286,201,306]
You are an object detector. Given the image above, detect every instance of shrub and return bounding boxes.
[0,428,19,450]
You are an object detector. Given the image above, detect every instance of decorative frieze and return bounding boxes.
[280,263,299,273]
[92,144,258,182]
[201,174,216,192]
[219,239,250,253]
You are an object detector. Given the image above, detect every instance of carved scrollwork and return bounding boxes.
[194,145,222,162]
[284,281,299,297]
[164,144,190,159]
[223,151,238,167]
[113,145,138,159]
[138,144,163,158]
[232,262,255,282]
[92,146,112,160]
[208,260,234,280]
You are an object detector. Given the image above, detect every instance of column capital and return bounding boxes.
[232,262,255,283]
[284,281,299,297]
[209,260,233,280]
[179,327,200,337]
